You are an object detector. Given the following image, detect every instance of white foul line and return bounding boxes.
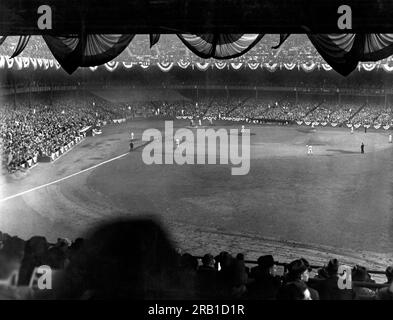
[0,152,129,203]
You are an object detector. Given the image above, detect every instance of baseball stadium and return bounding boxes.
[1,33,393,300]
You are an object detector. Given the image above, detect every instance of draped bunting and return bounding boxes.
[149,34,160,48]
[43,34,135,74]
[22,57,30,68]
[43,58,49,70]
[248,62,260,70]
[157,61,174,72]
[294,121,393,130]
[140,61,150,69]
[0,36,6,46]
[307,34,361,76]
[264,62,278,72]
[30,57,37,70]
[13,57,23,70]
[284,62,297,70]
[177,34,264,59]
[2,54,393,74]
[321,63,333,71]
[2,33,393,76]
[10,36,31,58]
[361,62,377,71]
[230,62,243,70]
[272,34,290,49]
[308,34,393,76]
[6,57,14,68]
[195,61,210,71]
[122,61,134,69]
[301,62,317,72]
[361,34,393,61]
[104,61,119,72]
[381,61,393,72]
[215,61,227,69]
[177,60,191,69]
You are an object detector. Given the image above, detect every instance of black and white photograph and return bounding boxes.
[0,0,393,309]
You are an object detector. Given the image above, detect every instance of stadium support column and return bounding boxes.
[295,87,298,105]
[28,75,31,109]
[50,80,53,107]
[12,76,16,109]
[385,92,388,108]
[337,88,341,105]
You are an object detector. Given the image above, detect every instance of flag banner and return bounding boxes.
[230,62,243,70]
[248,62,260,70]
[215,61,227,69]
[104,61,119,72]
[177,60,191,69]
[284,62,297,70]
[157,61,174,72]
[122,61,134,69]
[264,62,278,72]
[195,61,210,71]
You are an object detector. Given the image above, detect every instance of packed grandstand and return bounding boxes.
[2,65,393,173]
[1,35,393,300]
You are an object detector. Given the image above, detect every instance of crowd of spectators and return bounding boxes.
[171,94,393,126]
[0,219,392,300]
[0,91,133,172]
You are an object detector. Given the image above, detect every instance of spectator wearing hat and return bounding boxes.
[18,236,49,286]
[384,266,393,284]
[249,255,276,280]
[196,254,218,299]
[248,255,281,300]
[313,259,354,300]
[281,258,320,300]
[236,253,250,275]
[352,265,376,300]
[215,253,247,299]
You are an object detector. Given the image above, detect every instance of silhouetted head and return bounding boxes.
[55,218,185,299]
